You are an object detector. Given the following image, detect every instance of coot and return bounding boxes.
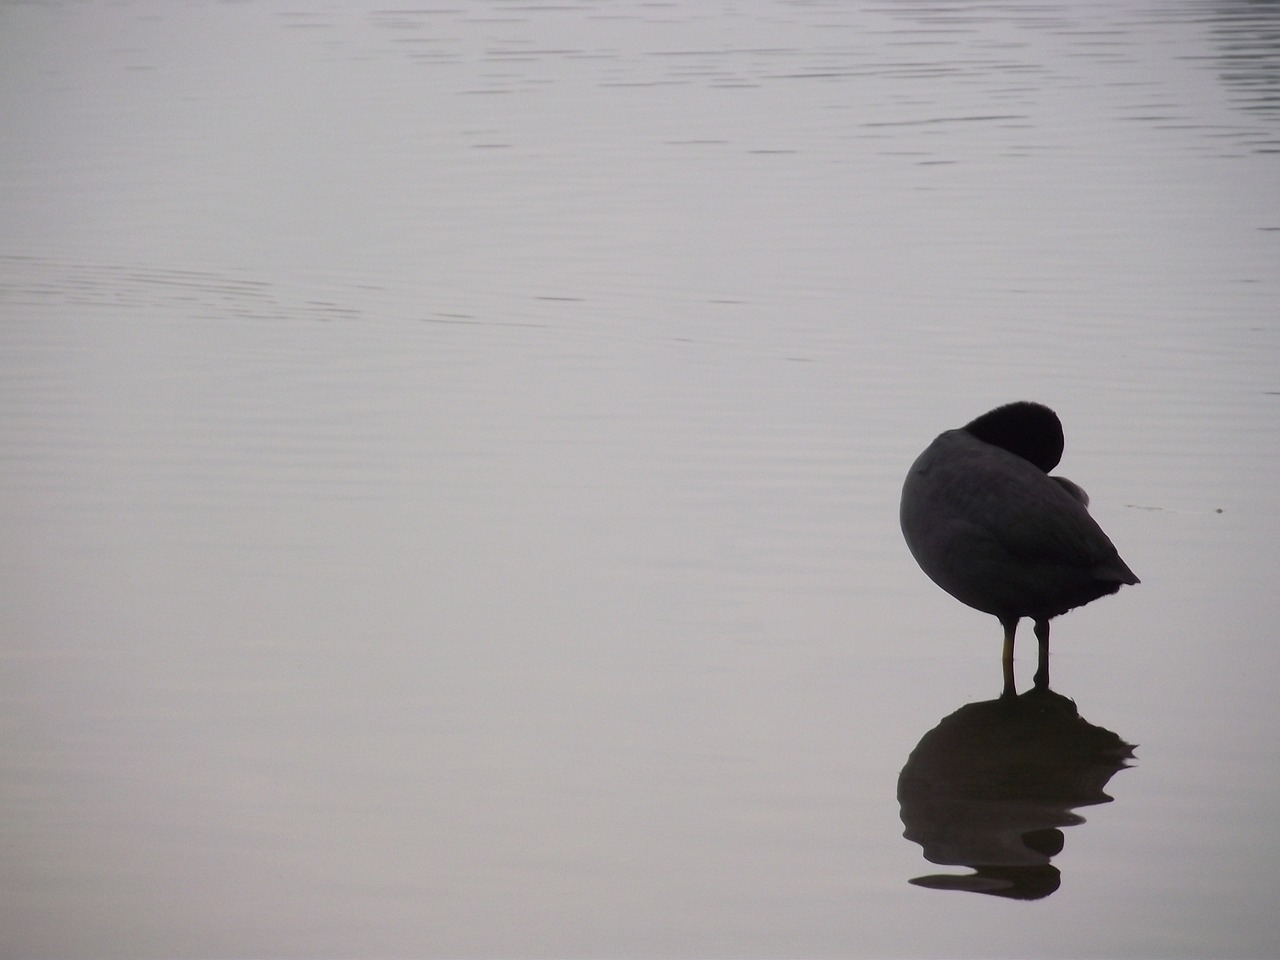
[900,402,1138,691]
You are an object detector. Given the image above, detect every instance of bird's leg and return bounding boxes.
[1000,618,1018,699]
[1033,619,1051,690]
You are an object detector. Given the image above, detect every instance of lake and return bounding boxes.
[1,1,1278,957]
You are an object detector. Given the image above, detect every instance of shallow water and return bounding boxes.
[1,1,1278,957]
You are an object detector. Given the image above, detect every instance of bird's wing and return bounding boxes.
[988,468,1117,569]
[937,444,1120,571]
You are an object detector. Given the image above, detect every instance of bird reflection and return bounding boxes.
[898,681,1133,900]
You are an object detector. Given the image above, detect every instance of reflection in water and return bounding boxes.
[898,684,1134,900]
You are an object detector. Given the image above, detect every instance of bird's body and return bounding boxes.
[900,402,1138,691]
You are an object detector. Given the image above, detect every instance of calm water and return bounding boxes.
[2,1,1278,957]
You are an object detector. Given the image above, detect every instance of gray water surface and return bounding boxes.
[2,2,1278,957]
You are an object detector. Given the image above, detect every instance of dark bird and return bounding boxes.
[900,402,1139,692]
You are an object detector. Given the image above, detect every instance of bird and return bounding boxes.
[900,401,1138,693]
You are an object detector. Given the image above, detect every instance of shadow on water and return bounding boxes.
[897,681,1134,900]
